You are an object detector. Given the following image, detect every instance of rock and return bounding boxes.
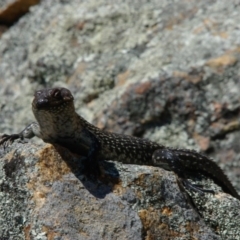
[2,141,239,239]
[0,0,40,26]
[1,0,240,238]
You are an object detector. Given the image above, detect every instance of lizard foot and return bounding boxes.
[182,179,215,195]
[82,157,102,179]
[0,134,20,148]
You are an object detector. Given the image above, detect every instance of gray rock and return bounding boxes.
[1,0,240,239]
[1,141,232,239]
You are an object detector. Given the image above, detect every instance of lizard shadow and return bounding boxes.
[53,145,120,199]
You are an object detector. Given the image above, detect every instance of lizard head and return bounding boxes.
[32,87,74,111]
[32,88,80,138]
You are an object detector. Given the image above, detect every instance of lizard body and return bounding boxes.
[1,87,239,200]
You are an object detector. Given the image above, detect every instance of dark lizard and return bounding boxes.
[0,87,239,200]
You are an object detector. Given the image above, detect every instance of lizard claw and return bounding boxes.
[0,134,20,148]
[182,179,214,195]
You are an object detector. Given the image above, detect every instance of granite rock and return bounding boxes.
[1,0,240,239]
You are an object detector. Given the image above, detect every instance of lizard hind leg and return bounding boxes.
[152,148,186,176]
[180,178,214,195]
[152,148,215,195]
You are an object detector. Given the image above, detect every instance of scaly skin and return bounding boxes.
[1,87,239,200]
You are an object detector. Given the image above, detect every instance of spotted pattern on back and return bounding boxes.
[77,115,162,164]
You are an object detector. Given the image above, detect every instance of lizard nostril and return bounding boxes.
[36,98,48,108]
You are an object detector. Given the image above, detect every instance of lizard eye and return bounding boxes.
[54,90,61,98]
[51,89,61,99]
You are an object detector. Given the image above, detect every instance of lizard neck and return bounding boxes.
[76,114,100,132]
[33,104,80,141]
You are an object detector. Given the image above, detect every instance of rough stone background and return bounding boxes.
[1,0,240,239]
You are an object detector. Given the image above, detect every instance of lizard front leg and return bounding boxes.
[152,148,214,194]
[75,128,102,177]
[0,122,40,147]
[84,140,102,177]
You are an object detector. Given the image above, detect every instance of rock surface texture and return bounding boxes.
[1,0,240,239]
[1,143,240,240]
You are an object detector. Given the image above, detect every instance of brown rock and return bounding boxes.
[0,0,40,25]
[206,54,238,69]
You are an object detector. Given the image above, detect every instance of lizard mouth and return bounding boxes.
[32,87,74,109]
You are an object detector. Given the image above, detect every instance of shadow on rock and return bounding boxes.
[53,144,120,199]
